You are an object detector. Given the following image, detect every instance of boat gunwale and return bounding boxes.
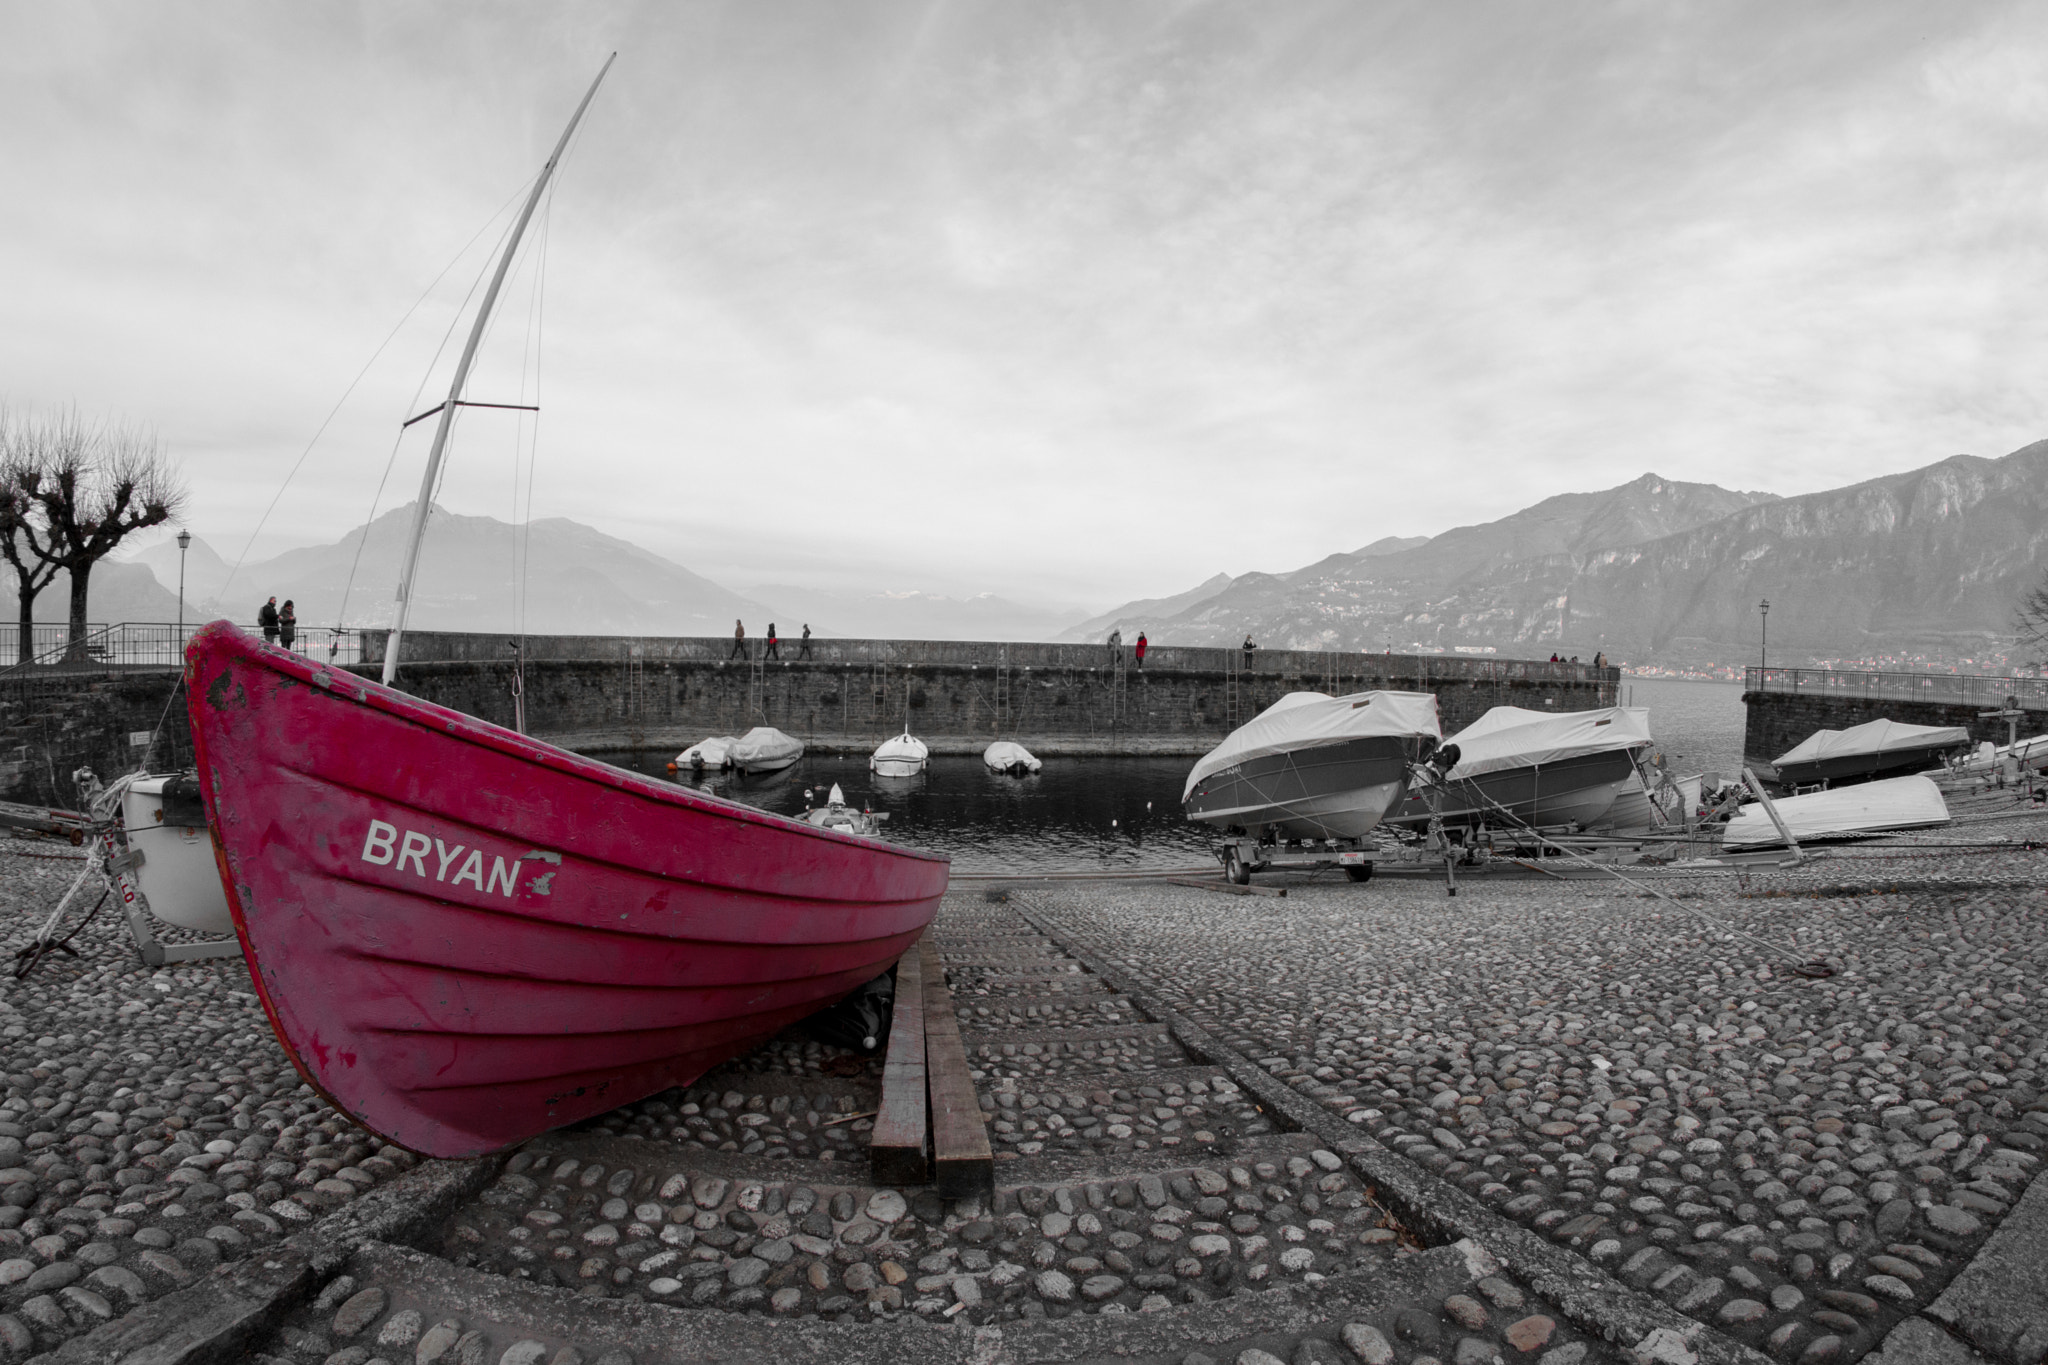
[189,620,948,867]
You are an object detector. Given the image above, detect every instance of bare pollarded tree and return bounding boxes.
[0,408,74,665]
[0,408,186,664]
[2018,570,2048,666]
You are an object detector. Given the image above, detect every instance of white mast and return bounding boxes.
[383,54,614,686]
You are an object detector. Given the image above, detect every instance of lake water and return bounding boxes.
[1616,676,1749,779]
[595,751,1221,876]
[595,680,1748,875]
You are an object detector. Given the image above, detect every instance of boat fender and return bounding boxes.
[803,967,897,1053]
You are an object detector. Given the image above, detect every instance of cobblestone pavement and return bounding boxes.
[1024,836,2048,1363]
[0,837,435,1360]
[374,898,1616,1363]
[10,811,2043,1364]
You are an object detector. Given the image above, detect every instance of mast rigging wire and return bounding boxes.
[221,177,537,616]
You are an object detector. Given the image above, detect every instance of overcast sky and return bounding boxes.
[7,1,2048,616]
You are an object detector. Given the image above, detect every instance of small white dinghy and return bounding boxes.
[984,740,1042,776]
[801,783,888,838]
[871,731,929,777]
[1723,774,1949,849]
[676,736,736,771]
[728,726,804,775]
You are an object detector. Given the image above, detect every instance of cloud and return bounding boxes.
[7,0,2048,615]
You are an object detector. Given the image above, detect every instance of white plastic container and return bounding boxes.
[119,775,234,933]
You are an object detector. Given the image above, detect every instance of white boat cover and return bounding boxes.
[678,736,736,767]
[1723,774,1949,848]
[1957,734,2048,775]
[1183,690,1440,802]
[1443,705,1654,779]
[728,727,804,767]
[984,741,1041,773]
[1772,718,1971,769]
[872,733,929,765]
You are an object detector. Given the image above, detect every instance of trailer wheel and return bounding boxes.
[1345,862,1374,883]
[1225,851,1251,885]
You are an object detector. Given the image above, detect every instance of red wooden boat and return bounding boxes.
[184,621,949,1157]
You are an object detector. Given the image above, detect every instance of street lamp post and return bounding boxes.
[176,529,191,651]
[1759,597,1771,674]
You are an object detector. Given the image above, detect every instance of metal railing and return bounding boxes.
[0,622,362,671]
[1744,666,2048,711]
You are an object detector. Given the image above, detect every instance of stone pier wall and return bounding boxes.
[0,633,1621,802]
[0,671,191,807]
[357,632,1617,756]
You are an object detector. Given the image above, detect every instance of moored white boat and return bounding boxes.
[870,731,929,777]
[983,740,1041,776]
[728,726,804,775]
[802,783,888,838]
[1183,691,1441,840]
[677,736,735,771]
[1723,774,1948,848]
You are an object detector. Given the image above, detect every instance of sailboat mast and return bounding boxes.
[382,54,615,686]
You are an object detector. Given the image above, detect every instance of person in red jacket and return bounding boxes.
[1134,632,1148,668]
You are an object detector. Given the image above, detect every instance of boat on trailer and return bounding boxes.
[1183,690,1441,840]
[183,61,949,1158]
[1385,705,1654,832]
[1772,718,1971,788]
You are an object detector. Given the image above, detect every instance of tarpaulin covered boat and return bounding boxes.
[1387,705,1654,830]
[1183,690,1441,839]
[1772,718,1971,787]
[1723,774,1949,848]
[727,726,804,775]
[984,740,1042,776]
[184,622,949,1157]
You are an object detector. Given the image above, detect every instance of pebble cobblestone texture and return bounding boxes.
[0,840,426,1361]
[1022,833,2048,1364]
[9,815,2045,1364]
[223,895,1624,1365]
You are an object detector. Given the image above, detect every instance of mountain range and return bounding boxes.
[16,440,2048,664]
[1074,443,2048,664]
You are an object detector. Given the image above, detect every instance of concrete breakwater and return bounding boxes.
[364,630,1620,756]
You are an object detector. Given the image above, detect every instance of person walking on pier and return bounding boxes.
[797,624,813,660]
[1106,627,1121,664]
[765,623,780,660]
[258,597,279,645]
[729,620,748,660]
[1242,633,1256,668]
[278,600,297,652]
[1135,632,1147,668]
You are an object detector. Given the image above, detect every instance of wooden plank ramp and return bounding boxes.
[919,938,994,1200]
[1165,875,1286,899]
[869,944,929,1186]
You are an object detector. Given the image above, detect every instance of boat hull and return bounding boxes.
[1774,744,1960,788]
[1386,748,1636,830]
[870,758,926,778]
[1182,734,1418,839]
[183,622,949,1158]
